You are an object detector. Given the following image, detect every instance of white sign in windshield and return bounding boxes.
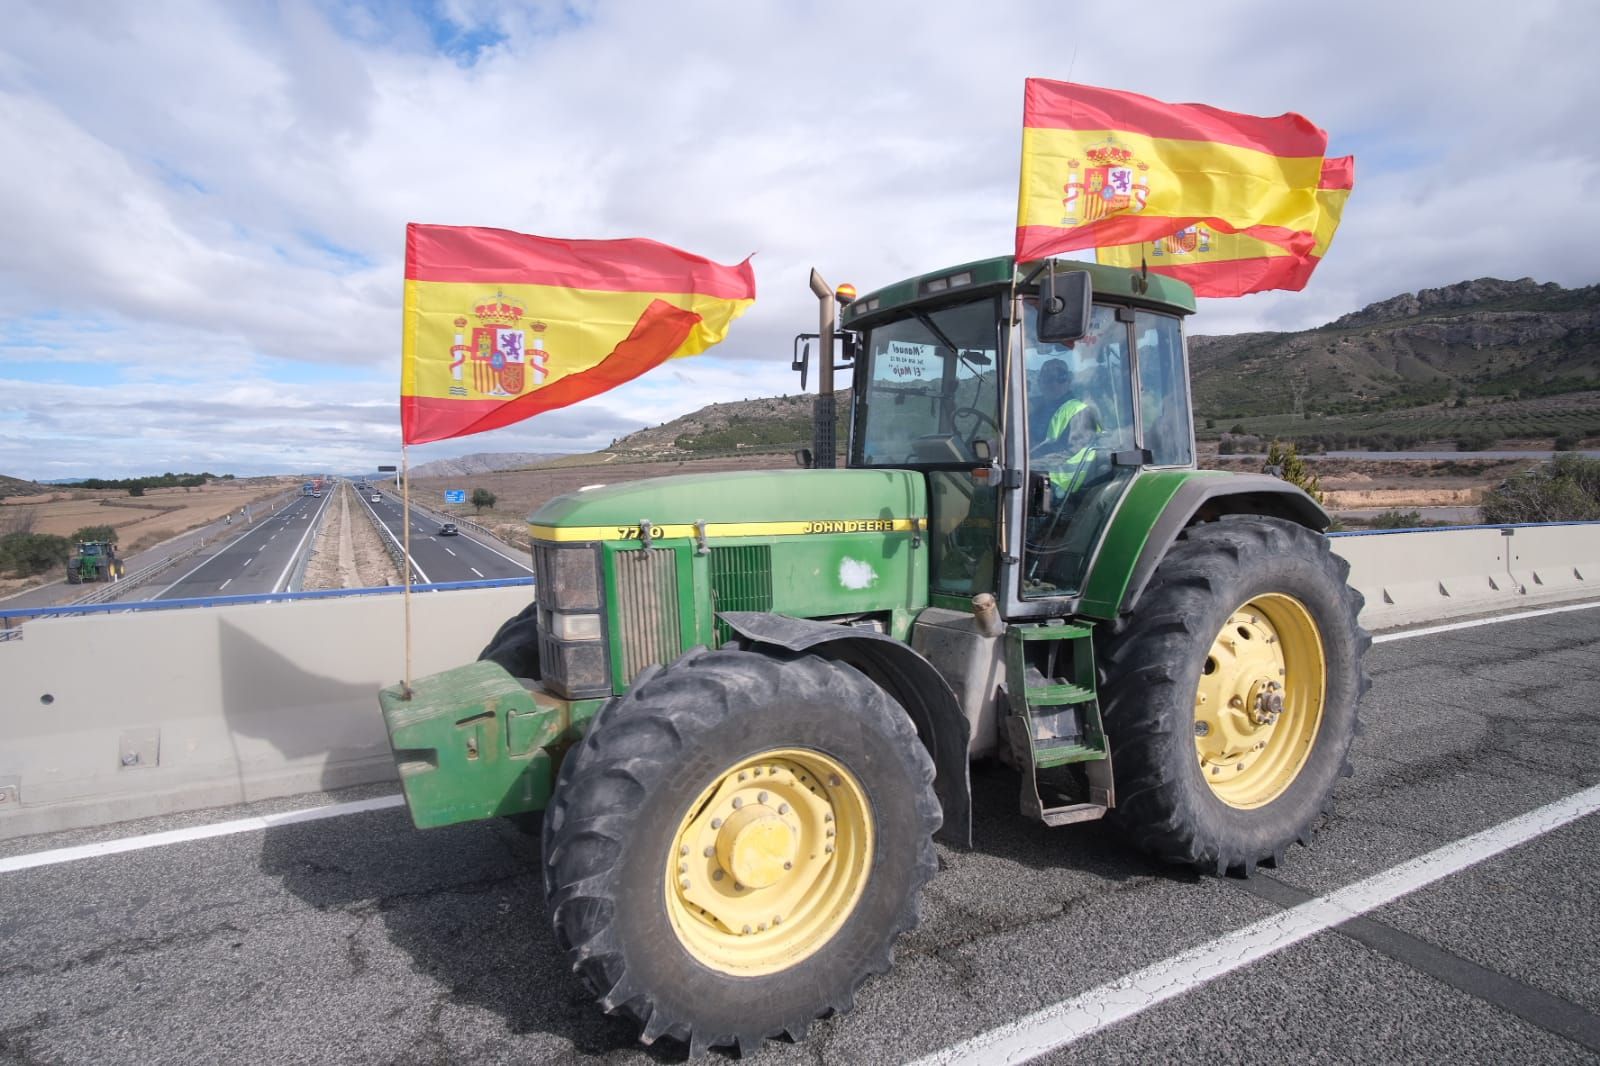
[883,341,938,381]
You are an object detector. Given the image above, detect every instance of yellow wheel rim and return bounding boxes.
[664,748,873,976]
[1194,594,1327,809]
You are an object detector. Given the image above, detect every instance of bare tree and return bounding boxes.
[0,506,38,536]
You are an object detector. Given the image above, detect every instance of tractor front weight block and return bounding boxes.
[379,660,571,829]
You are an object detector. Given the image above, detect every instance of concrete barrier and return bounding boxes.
[0,585,533,839]
[1330,523,1600,629]
[1,524,1596,841]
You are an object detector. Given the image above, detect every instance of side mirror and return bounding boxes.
[971,438,993,463]
[1036,269,1092,344]
[791,336,811,390]
[794,447,814,469]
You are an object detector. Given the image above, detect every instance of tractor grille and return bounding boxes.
[614,549,682,683]
[710,545,773,647]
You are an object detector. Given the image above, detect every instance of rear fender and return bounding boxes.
[1079,473,1328,620]
[719,611,972,847]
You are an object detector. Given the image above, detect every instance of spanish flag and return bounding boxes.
[1096,156,1355,297]
[1016,79,1330,263]
[401,224,756,445]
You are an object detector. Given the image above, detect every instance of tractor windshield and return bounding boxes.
[850,296,1002,468]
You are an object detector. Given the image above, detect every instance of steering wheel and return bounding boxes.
[952,406,1000,448]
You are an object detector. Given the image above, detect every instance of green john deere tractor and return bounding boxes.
[66,541,124,584]
[378,256,1368,1056]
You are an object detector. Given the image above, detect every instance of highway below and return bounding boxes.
[361,490,532,584]
[127,492,329,600]
[1,604,1597,1064]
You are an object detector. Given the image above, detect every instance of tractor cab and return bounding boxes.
[834,256,1196,617]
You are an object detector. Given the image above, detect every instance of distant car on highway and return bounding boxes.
[439,523,458,536]
[371,493,381,502]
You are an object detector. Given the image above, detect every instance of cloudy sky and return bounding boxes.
[2,0,1596,480]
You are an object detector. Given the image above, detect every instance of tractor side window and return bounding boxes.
[854,299,1001,467]
[1022,304,1133,458]
[1135,312,1192,466]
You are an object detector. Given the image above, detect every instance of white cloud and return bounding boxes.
[0,0,1596,479]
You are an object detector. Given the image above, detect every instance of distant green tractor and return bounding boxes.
[66,541,124,584]
[379,257,1368,1056]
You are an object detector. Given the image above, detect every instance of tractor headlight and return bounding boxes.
[548,611,603,641]
[533,542,611,699]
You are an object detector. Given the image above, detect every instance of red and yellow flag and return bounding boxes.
[1016,79,1330,263]
[401,225,755,444]
[1096,156,1355,297]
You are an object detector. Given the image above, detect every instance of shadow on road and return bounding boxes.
[255,809,683,1061]
[249,754,1184,1063]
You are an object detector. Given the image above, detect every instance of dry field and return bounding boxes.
[407,453,794,547]
[407,450,1534,539]
[0,477,301,553]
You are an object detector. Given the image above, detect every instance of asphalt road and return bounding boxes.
[129,493,328,600]
[2,604,1597,1064]
[361,491,532,585]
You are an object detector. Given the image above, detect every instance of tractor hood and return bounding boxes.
[527,468,927,540]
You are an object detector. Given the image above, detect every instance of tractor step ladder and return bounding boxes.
[1004,621,1114,826]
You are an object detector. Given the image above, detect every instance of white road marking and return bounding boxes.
[151,515,261,597]
[369,507,432,584]
[445,548,456,556]
[0,796,407,874]
[218,578,231,591]
[470,536,534,572]
[470,567,483,578]
[243,556,253,566]
[910,781,1600,1066]
[272,492,328,593]
[1372,599,1600,643]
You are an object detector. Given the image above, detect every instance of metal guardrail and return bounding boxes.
[1328,519,1600,538]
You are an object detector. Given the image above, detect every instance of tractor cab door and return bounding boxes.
[1015,302,1139,603]
[850,296,1004,601]
[1004,299,1195,614]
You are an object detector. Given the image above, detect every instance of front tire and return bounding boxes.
[542,648,940,1056]
[1098,516,1369,875]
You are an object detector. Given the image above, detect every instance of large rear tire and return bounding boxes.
[477,600,540,679]
[542,647,940,1056]
[1098,516,1369,875]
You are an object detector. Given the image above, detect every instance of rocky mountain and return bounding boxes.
[407,452,568,479]
[610,392,844,456]
[1190,277,1600,419]
[0,474,46,498]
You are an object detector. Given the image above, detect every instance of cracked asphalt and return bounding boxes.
[2,606,1597,1064]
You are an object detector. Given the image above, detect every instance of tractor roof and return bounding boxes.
[841,255,1196,331]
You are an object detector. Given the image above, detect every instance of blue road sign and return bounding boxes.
[444,489,466,504]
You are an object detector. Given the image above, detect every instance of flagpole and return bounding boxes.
[402,443,413,699]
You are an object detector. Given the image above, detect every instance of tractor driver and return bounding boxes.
[1030,356,1107,496]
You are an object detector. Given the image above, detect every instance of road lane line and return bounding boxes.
[368,500,432,584]
[151,517,264,598]
[471,567,483,577]
[0,796,407,874]
[1373,599,1600,643]
[219,578,231,591]
[456,529,534,573]
[910,781,1600,1066]
[445,548,456,556]
[272,491,328,593]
